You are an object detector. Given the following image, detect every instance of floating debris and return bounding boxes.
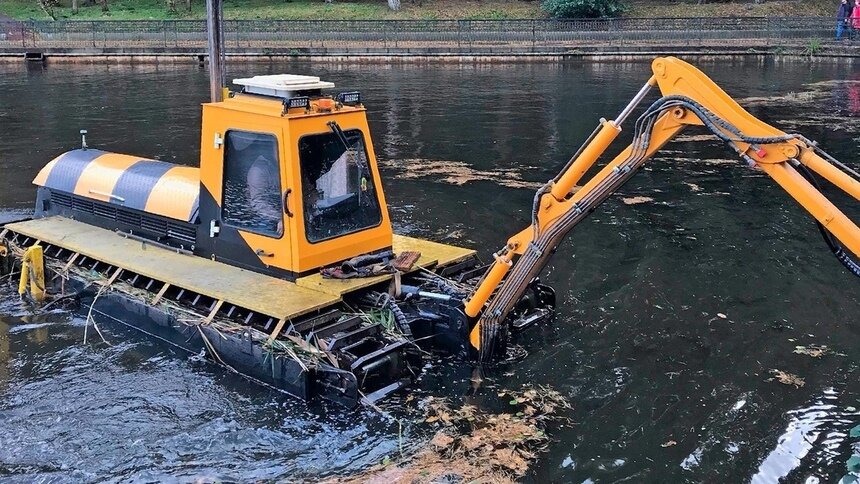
[793,345,830,358]
[380,158,541,189]
[769,369,805,388]
[332,385,571,483]
[684,182,703,192]
[661,440,678,448]
[739,80,860,132]
[793,345,845,358]
[435,228,467,241]
[621,196,654,205]
[740,90,823,107]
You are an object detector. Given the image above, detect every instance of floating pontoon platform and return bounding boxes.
[4,217,474,319]
[1,216,477,406]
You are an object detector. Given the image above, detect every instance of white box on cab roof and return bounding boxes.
[232,74,335,98]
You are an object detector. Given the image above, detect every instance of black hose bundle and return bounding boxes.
[373,292,412,338]
[792,161,860,278]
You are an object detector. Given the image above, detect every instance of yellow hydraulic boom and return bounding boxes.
[464,56,860,361]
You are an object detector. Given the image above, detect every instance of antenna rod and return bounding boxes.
[206,0,225,102]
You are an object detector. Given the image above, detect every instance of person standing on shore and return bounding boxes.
[837,0,853,40]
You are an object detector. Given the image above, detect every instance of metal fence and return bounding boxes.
[0,17,837,50]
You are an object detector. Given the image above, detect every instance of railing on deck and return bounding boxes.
[0,17,836,50]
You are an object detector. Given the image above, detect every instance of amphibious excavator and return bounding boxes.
[1,57,858,406]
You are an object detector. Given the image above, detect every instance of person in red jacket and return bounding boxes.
[853,0,860,36]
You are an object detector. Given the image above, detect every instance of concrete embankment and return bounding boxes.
[2,17,857,63]
[1,44,858,63]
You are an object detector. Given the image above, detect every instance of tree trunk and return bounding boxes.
[387,0,400,10]
[167,0,176,13]
[186,0,191,12]
[100,0,108,12]
[72,0,78,14]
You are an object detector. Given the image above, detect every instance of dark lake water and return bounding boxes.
[0,57,859,483]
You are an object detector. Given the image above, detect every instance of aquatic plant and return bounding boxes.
[803,38,822,57]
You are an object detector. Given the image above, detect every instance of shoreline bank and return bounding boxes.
[2,44,858,63]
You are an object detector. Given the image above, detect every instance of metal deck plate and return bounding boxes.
[5,217,339,320]
[295,235,476,296]
[392,234,476,267]
[4,217,477,319]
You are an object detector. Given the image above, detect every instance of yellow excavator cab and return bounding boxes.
[197,75,393,278]
[33,74,393,280]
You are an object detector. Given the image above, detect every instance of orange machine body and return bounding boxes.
[198,93,393,277]
[32,89,393,280]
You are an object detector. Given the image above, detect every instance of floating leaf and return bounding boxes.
[769,369,805,388]
[793,345,829,358]
[841,474,859,484]
[509,399,519,405]
[850,424,860,438]
[621,196,654,205]
[430,433,454,449]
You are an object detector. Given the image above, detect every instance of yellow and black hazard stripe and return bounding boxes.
[33,149,200,222]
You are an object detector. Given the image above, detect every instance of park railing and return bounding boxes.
[0,17,837,50]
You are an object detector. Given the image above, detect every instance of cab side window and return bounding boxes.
[222,130,283,237]
[299,129,382,243]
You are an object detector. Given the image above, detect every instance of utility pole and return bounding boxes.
[206,0,225,103]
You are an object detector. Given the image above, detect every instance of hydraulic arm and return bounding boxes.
[464,56,860,361]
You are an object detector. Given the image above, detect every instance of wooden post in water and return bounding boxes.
[206,0,225,103]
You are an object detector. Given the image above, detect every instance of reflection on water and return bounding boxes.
[0,284,404,482]
[753,388,859,482]
[0,58,858,482]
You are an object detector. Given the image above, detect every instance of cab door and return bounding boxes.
[208,126,295,278]
[288,113,393,273]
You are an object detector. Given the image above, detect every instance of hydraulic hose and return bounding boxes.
[373,292,412,338]
[476,94,860,361]
[792,160,860,278]
[479,100,668,360]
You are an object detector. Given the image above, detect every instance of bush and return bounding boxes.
[541,0,626,18]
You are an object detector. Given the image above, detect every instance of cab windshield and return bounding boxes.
[299,128,382,243]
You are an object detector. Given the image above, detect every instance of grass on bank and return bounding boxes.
[0,0,837,21]
[0,0,542,20]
